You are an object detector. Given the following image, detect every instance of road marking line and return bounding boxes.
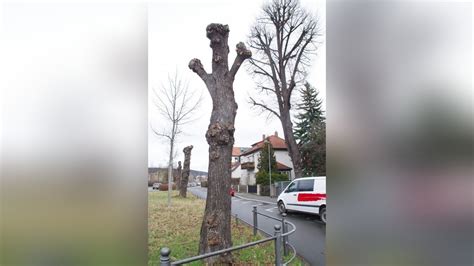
[234,195,277,205]
[265,207,278,212]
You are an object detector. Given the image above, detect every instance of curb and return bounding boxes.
[235,194,277,205]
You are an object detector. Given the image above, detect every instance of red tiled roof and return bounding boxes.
[232,147,241,156]
[241,134,288,156]
[276,161,292,171]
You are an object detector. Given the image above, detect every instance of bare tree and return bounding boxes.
[151,72,201,207]
[179,145,193,197]
[175,161,182,190]
[189,23,251,263]
[248,0,321,179]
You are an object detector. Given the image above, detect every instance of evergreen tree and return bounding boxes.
[300,121,326,176]
[294,82,324,146]
[294,82,326,176]
[257,141,277,173]
[256,141,288,185]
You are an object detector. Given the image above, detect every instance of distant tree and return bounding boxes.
[179,145,193,198]
[256,141,290,185]
[256,172,289,186]
[294,82,324,145]
[151,72,202,207]
[294,82,326,176]
[248,0,321,179]
[300,121,326,176]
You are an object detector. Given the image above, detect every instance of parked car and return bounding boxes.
[229,188,235,196]
[277,176,326,224]
[152,183,161,190]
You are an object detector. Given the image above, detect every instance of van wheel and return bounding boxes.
[319,206,326,224]
[278,201,287,214]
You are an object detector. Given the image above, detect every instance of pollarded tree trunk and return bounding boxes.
[179,146,193,197]
[175,161,182,190]
[189,23,251,264]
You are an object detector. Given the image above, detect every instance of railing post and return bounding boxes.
[252,205,258,236]
[281,212,288,256]
[160,247,171,266]
[274,224,282,266]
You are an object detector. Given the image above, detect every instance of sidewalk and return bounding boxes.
[235,192,278,204]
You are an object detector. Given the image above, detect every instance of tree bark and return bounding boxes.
[167,137,174,207]
[175,161,182,190]
[189,23,251,264]
[179,146,193,197]
[280,112,303,179]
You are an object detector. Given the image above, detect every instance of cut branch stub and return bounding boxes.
[236,42,252,58]
[206,23,229,46]
[183,145,193,155]
[206,23,230,74]
[188,59,207,78]
[229,42,252,79]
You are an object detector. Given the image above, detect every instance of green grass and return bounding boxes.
[148,191,306,265]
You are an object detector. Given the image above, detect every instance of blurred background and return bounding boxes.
[327,1,473,266]
[1,3,148,266]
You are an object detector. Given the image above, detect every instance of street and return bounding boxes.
[188,187,326,265]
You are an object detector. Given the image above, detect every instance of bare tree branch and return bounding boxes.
[150,123,171,140]
[260,86,276,94]
[228,42,252,80]
[151,71,202,162]
[188,58,212,87]
[249,97,280,119]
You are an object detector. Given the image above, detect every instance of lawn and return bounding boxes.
[148,190,305,265]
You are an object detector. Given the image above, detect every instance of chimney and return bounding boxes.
[274,131,278,137]
[262,134,266,140]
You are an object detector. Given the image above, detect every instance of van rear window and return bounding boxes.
[298,179,314,192]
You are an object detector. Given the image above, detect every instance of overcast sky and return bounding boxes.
[148,0,326,171]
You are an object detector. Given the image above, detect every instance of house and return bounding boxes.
[239,132,293,185]
[231,147,249,184]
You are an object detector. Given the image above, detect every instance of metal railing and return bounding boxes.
[159,205,296,265]
[252,205,295,258]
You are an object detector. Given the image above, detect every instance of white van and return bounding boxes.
[277,176,326,224]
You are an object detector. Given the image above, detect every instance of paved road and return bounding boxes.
[189,187,326,265]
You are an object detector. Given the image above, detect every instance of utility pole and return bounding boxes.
[265,139,272,197]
